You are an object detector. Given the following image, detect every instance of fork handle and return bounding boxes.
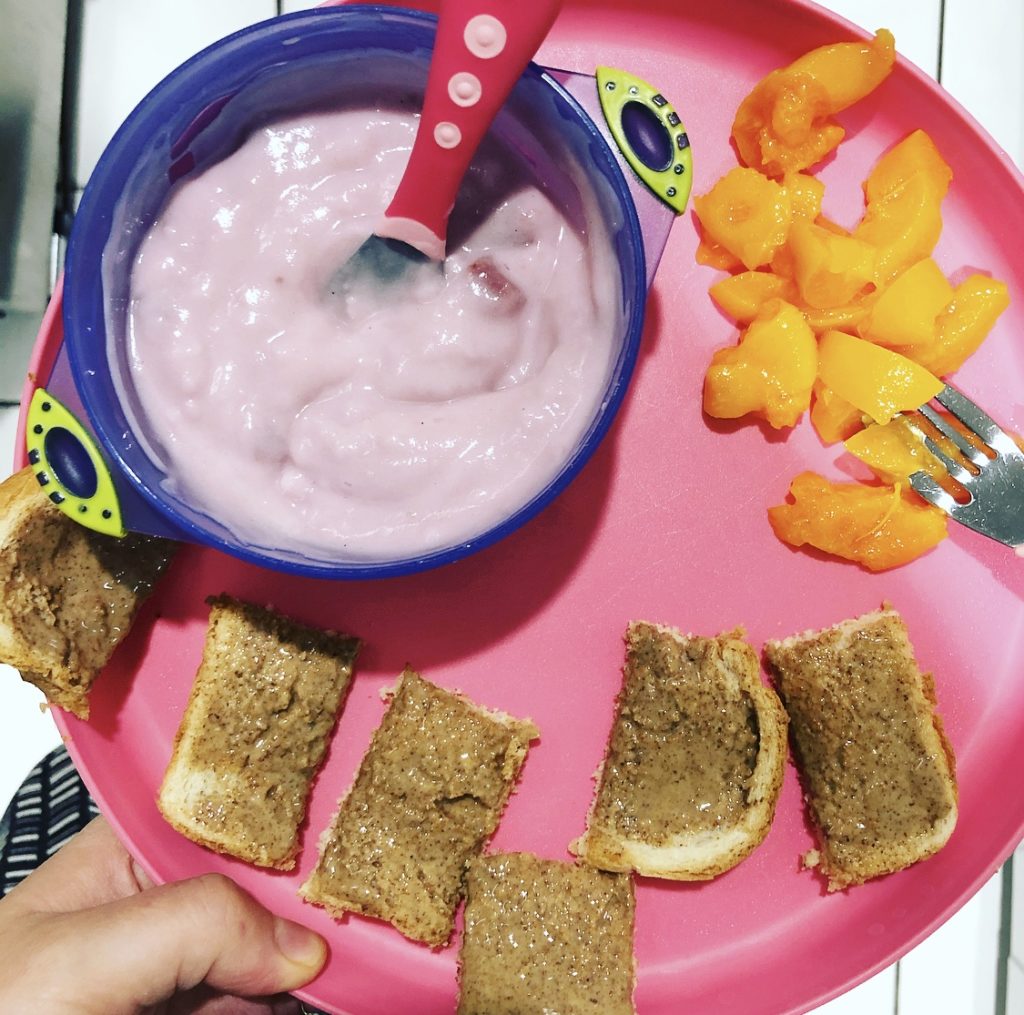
[376,0,562,260]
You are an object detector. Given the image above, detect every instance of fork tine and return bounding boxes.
[901,383,1024,547]
[934,384,1021,456]
[909,470,963,513]
[917,404,990,468]
[921,435,976,487]
[903,415,976,486]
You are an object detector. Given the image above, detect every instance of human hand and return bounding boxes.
[0,816,327,1014]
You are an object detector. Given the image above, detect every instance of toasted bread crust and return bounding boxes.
[0,469,65,678]
[765,606,958,891]
[158,596,360,870]
[573,622,788,881]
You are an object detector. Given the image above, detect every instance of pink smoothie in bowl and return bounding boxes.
[126,105,620,561]
[47,6,687,577]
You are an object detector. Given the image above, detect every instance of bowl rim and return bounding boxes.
[63,4,649,579]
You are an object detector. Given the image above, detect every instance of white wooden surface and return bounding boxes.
[1,1,1022,1012]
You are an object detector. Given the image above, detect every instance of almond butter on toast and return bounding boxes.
[458,852,635,1015]
[572,622,788,880]
[158,595,360,870]
[0,466,175,718]
[764,606,957,891]
[300,669,538,946]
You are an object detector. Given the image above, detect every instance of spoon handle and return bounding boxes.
[376,0,562,260]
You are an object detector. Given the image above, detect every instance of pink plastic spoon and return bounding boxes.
[330,0,562,294]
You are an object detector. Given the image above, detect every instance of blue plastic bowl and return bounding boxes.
[64,5,646,578]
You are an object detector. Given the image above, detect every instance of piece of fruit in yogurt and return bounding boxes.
[466,257,526,316]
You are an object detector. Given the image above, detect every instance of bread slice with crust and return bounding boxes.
[158,595,360,870]
[0,466,175,718]
[300,669,538,946]
[764,605,958,891]
[572,622,788,880]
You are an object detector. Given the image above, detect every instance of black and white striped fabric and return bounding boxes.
[0,745,98,897]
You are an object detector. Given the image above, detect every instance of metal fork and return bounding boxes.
[903,383,1024,547]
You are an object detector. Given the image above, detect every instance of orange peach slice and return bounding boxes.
[904,275,1010,376]
[817,330,943,424]
[858,258,954,348]
[704,300,817,429]
[844,418,943,485]
[694,167,792,270]
[789,218,876,309]
[809,380,865,444]
[769,470,947,570]
[709,270,798,323]
[732,30,895,177]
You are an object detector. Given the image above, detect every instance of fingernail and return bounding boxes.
[273,917,328,972]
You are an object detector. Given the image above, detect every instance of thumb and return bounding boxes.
[44,872,327,1012]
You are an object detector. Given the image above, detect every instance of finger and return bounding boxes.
[50,872,326,1010]
[4,817,145,915]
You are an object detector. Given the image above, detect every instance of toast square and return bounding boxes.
[0,467,175,718]
[572,622,787,880]
[458,852,635,1015]
[764,606,958,890]
[300,669,538,946]
[158,595,360,870]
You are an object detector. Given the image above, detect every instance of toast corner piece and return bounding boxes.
[457,853,636,1015]
[765,606,958,891]
[158,596,360,870]
[575,622,788,881]
[21,668,91,720]
[815,803,959,893]
[156,785,299,872]
[0,466,175,719]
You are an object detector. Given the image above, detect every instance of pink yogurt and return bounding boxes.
[126,106,619,560]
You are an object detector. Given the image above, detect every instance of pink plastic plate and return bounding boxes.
[18,1,1024,1012]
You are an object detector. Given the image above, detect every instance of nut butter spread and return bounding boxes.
[301,670,537,946]
[590,623,760,844]
[458,853,635,1015]
[0,478,174,707]
[158,596,359,869]
[766,609,957,882]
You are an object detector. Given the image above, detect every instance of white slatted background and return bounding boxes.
[1,1,1022,1011]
